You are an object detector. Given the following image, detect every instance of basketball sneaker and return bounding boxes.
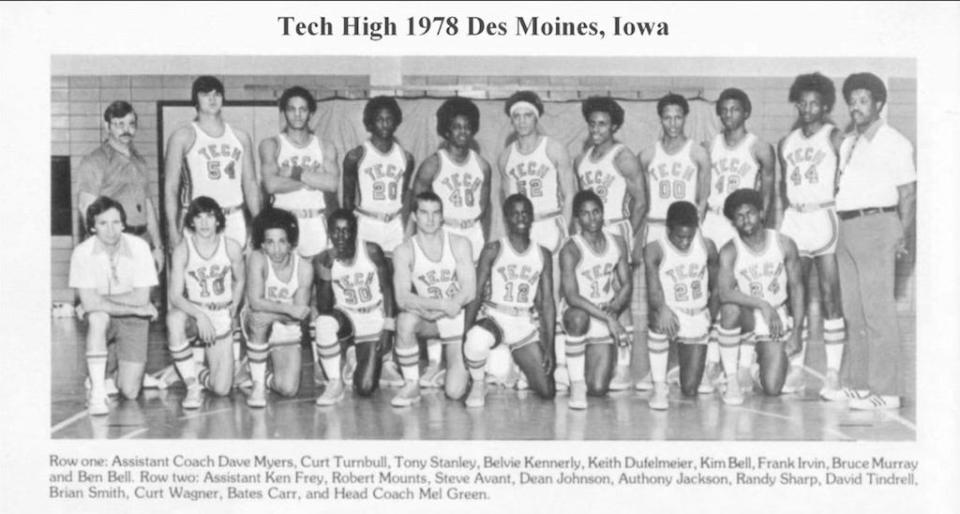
[379,360,405,388]
[419,362,445,388]
[465,382,486,408]
[182,384,203,410]
[781,364,806,394]
[722,376,744,406]
[315,380,345,407]
[391,380,421,407]
[820,387,869,402]
[246,382,266,408]
[818,369,841,399]
[649,382,669,410]
[85,376,119,397]
[609,365,632,391]
[554,366,571,391]
[87,391,110,416]
[849,394,900,410]
[568,382,587,410]
[699,361,722,394]
[634,372,654,391]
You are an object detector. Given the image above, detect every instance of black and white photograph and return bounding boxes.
[1,2,958,513]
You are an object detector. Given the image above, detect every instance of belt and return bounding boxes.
[647,218,666,225]
[221,204,243,216]
[837,205,897,221]
[606,217,628,224]
[342,299,383,314]
[534,209,562,222]
[484,301,532,317]
[124,224,148,236]
[197,301,232,311]
[673,306,706,317]
[288,208,325,219]
[790,201,835,212]
[444,217,480,229]
[356,207,401,222]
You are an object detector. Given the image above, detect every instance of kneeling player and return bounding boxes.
[166,197,245,409]
[644,201,718,409]
[312,209,396,405]
[717,189,804,404]
[463,194,556,407]
[391,192,476,406]
[560,191,632,409]
[244,208,316,407]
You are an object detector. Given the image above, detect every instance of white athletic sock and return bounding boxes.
[192,346,205,365]
[171,343,198,386]
[717,327,741,377]
[823,318,845,371]
[426,339,442,364]
[232,328,243,362]
[647,331,669,383]
[617,343,632,367]
[396,345,420,382]
[249,361,266,386]
[706,321,720,363]
[463,329,493,383]
[565,335,587,383]
[738,332,756,369]
[315,339,341,381]
[247,340,269,385]
[86,352,108,396]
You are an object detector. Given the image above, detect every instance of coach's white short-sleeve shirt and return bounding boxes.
[69,233,158,296]
[835,121,916,211]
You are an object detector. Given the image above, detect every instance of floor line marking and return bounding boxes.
[178,407,236,421]
[881,410,917,432]
[120,427,149,439]
[52,411,88,434]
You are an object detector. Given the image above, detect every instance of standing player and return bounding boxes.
[574,97,646,391]
[69,197,159,415]
[260,86,341,259]
[499,91,576,387]
[243,208,316,407]
[165,196,245,409]
[778,73,846,397]
[560,191,632,409]
[411,97,492,387]
[716,189,804,405]
[390,192,476,407]
[312,209,396,405]
[702,88,776,390]
[463,194,556,407]
[164,75,260,249]
[342,96,416,257]
[644,201,718,409]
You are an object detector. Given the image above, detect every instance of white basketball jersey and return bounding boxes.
[503,136,562,215]
[572,232,621,305]
[272,133,326,211]
[184,234,232,305]
[733,230,787,307]
[658,233,709,311]
[577,144,629,221]
[264,254,300,305]
[435,149,484,222]
[647,140,699,220]
[488,238,544,311]
[185,122,244,207]
[357,140,406,215]
[781,124,838,205]
[330,240,382,312]
[411,230,460,301]
[708,132,759,210]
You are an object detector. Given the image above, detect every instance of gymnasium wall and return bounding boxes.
[50,57,917,306]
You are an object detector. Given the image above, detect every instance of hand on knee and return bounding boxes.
[563,308,590,337]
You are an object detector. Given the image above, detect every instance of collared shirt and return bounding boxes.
[77,140,150,226]
[835,120,916,211]
[69,233,158,296]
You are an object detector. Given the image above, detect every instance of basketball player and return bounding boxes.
[342,96,416,257]
[164,75,260,249]
[411,97,492,387]
[637,93,710,392]
[390,192,476,407]
[243,208,316,407]
[499,90,576,389]
[560,190,632,409]
[778,73,846,398]
[312,209,396,405]
[69,197,159,415]
[260,86,340,258]
[716,189,804,404]
[463,194,556,407]
[166,196,245,409]
[702,88,776,392]
[644,201,719,409]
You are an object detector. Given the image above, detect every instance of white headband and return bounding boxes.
[509,101,540,118]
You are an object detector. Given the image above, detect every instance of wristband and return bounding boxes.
[382,317,396,332]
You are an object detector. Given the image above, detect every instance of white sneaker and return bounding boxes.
[554,367,571,391]
[649,382,669,410]
[818,369,841,399]
[141,372,162,389]
[87,391,110,416]
[153,365,181,390]
[738,366,755,394]
[666,366,681,386]
[465,382,486,408]
[515,372,529,391]
[246,382,266,408]
[568,382,587,410]
[234,359,253,389]
[781,365,806,394]
[315,380,345,407]
[391,380,421,407]
[722,377,744,406]
[849,394,901,410]
[379,360,405,388]
[699,362,721,394]
[634,372,654,391]
[342,347,357,387]
[419,362,445,388]
[821,387,870,402]
[86,376,120,396]
[182,385,203,410]
[609,365,632,391]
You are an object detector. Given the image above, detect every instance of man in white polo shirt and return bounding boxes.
[832,72,916,410]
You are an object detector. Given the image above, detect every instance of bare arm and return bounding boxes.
[407,154,440,236]
[547,138,575,231]
[776,137,789,228]
[238,130,261,217]
[535,247,556,367]
[607,235,633,315]
[312,252,336,315]
[618,146,647,236]
[259,136,302,195]
[897,182,917,254]
[299,140,341,193]
[294,256,315,311]
[754,139,777,227]
[77,287,153,317]
[449,235,477,308]
[498,148,516,204]
[781,235,805,351]
[225,238,246,319]
[704,238,720,321]
[245,252,295,318]
[163,127,193,248]
[368,242,396,319]
[464,241,499,329]
[399,151,416,228]
[692,142,711,219]
[717,242,771,311]
[478,155,493,242]
[341,146,363,212]
[392,241,449,312]
[644,241,678,338]
[559,241,608,321]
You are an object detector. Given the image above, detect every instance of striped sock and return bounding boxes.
[315,340,341,381]
[647,330,669,383]
[738,332,756,369]
[247,341,269,385]
[86,351,108,397]
[717,327,741,377]
[565,335,587,383]
[171,342,197,386]
[395,345,420,382]
[823,318,846,372]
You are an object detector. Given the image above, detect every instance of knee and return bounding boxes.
[444,381,468,401]
[208,379,232,397]
[272,378,300,398]
[719,304,741,329]
[396,313,419,346]
[314,315,340,346]
[534,378,556,400]
[463,326,494,359]
[119,382,142,401]
[563,308,590,336]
